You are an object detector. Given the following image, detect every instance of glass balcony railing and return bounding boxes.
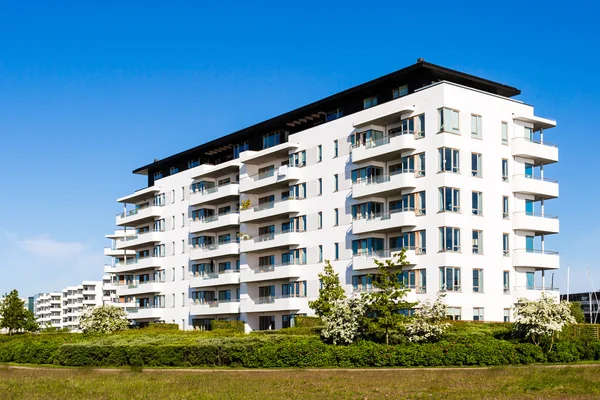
[351,130,422,150]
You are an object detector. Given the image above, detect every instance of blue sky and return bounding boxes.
[0,1,599,296]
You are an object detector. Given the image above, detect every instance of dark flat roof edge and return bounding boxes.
[132,60,520,175]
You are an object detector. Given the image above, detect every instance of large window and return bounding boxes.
[440,267,461,292]
[473,307,484,321]
[352,237,384,256]
[439,227,461,252]
[389,230,426,254]
[282,281,307,298]
[399,269,427,293]
[438,147,460,173]
[289,150,306,167]
[233,141,249,159]
[392,85,408,98]
[447,307,461,321]
[352,275,373,292]
[471,114,482,139]
[259,316,275,330]
[438,107,460,134]
[351,202,383,220]
[363,96,378,109]
[351,166,384,184]
[262,131,286,149]
[439,187,460,213]
[473,269,483,292]
[472,191,483,215]
[472,230,483,254]
[326,108,343,122]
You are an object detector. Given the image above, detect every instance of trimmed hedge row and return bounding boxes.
[3,335,600,368]
[210,320,245,333]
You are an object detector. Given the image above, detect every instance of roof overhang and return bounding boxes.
[117,186,161,204]
[513,115,557,131]
[241,142,299,165]
[353,105,415,129]
[191,159,242,180]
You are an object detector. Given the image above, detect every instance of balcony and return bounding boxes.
[352,171,419,199]
[104,246,135,257]
[190,270,240,288]
[103,265,117,274]
[128,305,165,320]
[190,213,240,234]
[190,242,240,261]
[116,280,165,296]
[189,183,240,206]
[512,212,559,235]
[513,286,560,302]
[240,262,305,283]
[240,296,308,313]
[352,210,418,235]
[189,300,240,316]
[115,255,164,273]
[511,138,558,166]
[351,131,419,164]
[512,175,559,200]
[240,197,304,224]
[116,203,164,227]
[352,248,422,271]
[513,249,560,270]
[240,167,301,194]
[115,230,162,250]
[239,230,302,253]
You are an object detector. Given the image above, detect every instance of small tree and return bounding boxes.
[309,260,346,318]
[362,249,416,345]
[0,290,38,335]
[405,294,450,343]
[513,293,575,351]
[569,302,586,324]
[79,305,129,333]
[321,297,365,345]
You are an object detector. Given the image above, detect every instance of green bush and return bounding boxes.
[210,320,245,333]
[294,316,323,328]
[143,323,179,331]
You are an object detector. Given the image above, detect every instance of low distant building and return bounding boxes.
[560,292,600,323]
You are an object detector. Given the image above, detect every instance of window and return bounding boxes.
[333,174,339,191]
[326,108,343,122]
[259,316,275,331]
[503,233,510,256]
[438,147,460,173]
[439,187,460,212]
[503,271,510,293]
[181,293,185,307]
[471,114,482,139]
[153,171,163,180]
[501,122,508,145]
[171,189,175,203]
[172,268,175,282]
[318,212,323,229]
[525,126,533,141]
[399,269,427,293]
[503,308,510,322]
[472,230,483,254]
[472,191,483,215]
[502,159,509,182]
[333,140,338,158]
[181,240,185,253]
[181,186,185,201]
[317,145,322,162]
[526,271,535,290]
[188,159,200,168]
[289,150,306,167]
[439,227,460,252]
[439,267,461,291]
[233,141,249,159]
[333,208,339,226]
[181,266,185,281]
[352,275,373,292]
[473,307,484,321]
[473,269,483,292]
[318,178,322,195]
[170,166,179,174]
[363,96,377,109]
[471,153,482,177]
[447,307,462,320]
[438,107,460,134]
[334,243,339,260]
[392,85,408,99]
[262,131,283,149]
[502,196,509,219]
[319,245,323,262]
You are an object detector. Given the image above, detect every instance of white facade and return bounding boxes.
[34,292,63,329]
[109,64,559,330]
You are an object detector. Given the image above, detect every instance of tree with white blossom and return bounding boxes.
[513,293,575,351]
[321,297,366,345]
[405,294,450,343]
[79,305,130,334]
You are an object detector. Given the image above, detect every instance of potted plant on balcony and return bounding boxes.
[240,199,251,211]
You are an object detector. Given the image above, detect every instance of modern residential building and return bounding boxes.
[34,292,62,329]
[108,59,559,330]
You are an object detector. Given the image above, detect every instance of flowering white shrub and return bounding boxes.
[79,305,130,334]
[321,297,365,345]
[513,293,575,350]
[405,294,450,343]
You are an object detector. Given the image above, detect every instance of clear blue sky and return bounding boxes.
[1,1,599,296]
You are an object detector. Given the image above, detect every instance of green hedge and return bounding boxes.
[294,316,323,328]
[144,323,179,331]
[210,320,245,333]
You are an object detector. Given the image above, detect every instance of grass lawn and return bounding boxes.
[1,365,600,399]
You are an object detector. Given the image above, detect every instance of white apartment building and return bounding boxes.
[108,59,559,330]
[34,292,63,329]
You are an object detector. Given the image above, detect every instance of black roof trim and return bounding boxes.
[133,60,520,175]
